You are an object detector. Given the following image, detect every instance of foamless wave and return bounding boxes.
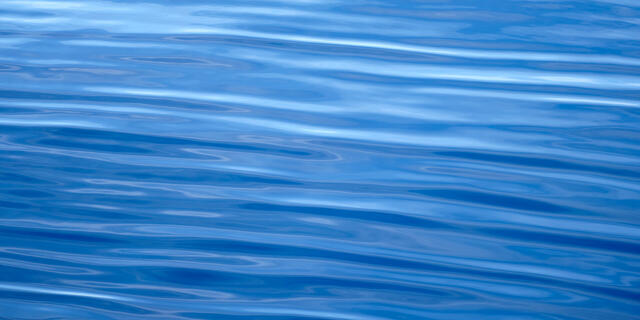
[0,0,639,319]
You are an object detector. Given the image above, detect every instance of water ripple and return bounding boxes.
[1,0,640,319]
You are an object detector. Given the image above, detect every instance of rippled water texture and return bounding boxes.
[1,0,640,319]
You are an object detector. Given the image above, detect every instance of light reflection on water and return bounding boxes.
[0,0,639,319]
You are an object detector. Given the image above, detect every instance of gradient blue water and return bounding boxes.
[1,1,640,319]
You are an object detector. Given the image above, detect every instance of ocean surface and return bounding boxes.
[1,0,640,319]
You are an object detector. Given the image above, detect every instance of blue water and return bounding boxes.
[1,0,640,319]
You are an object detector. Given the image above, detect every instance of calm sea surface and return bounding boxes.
[1,1,639,319]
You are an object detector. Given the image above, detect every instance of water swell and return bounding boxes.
[1,0,640,319]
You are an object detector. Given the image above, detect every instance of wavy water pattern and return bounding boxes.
[1,1,640,319]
